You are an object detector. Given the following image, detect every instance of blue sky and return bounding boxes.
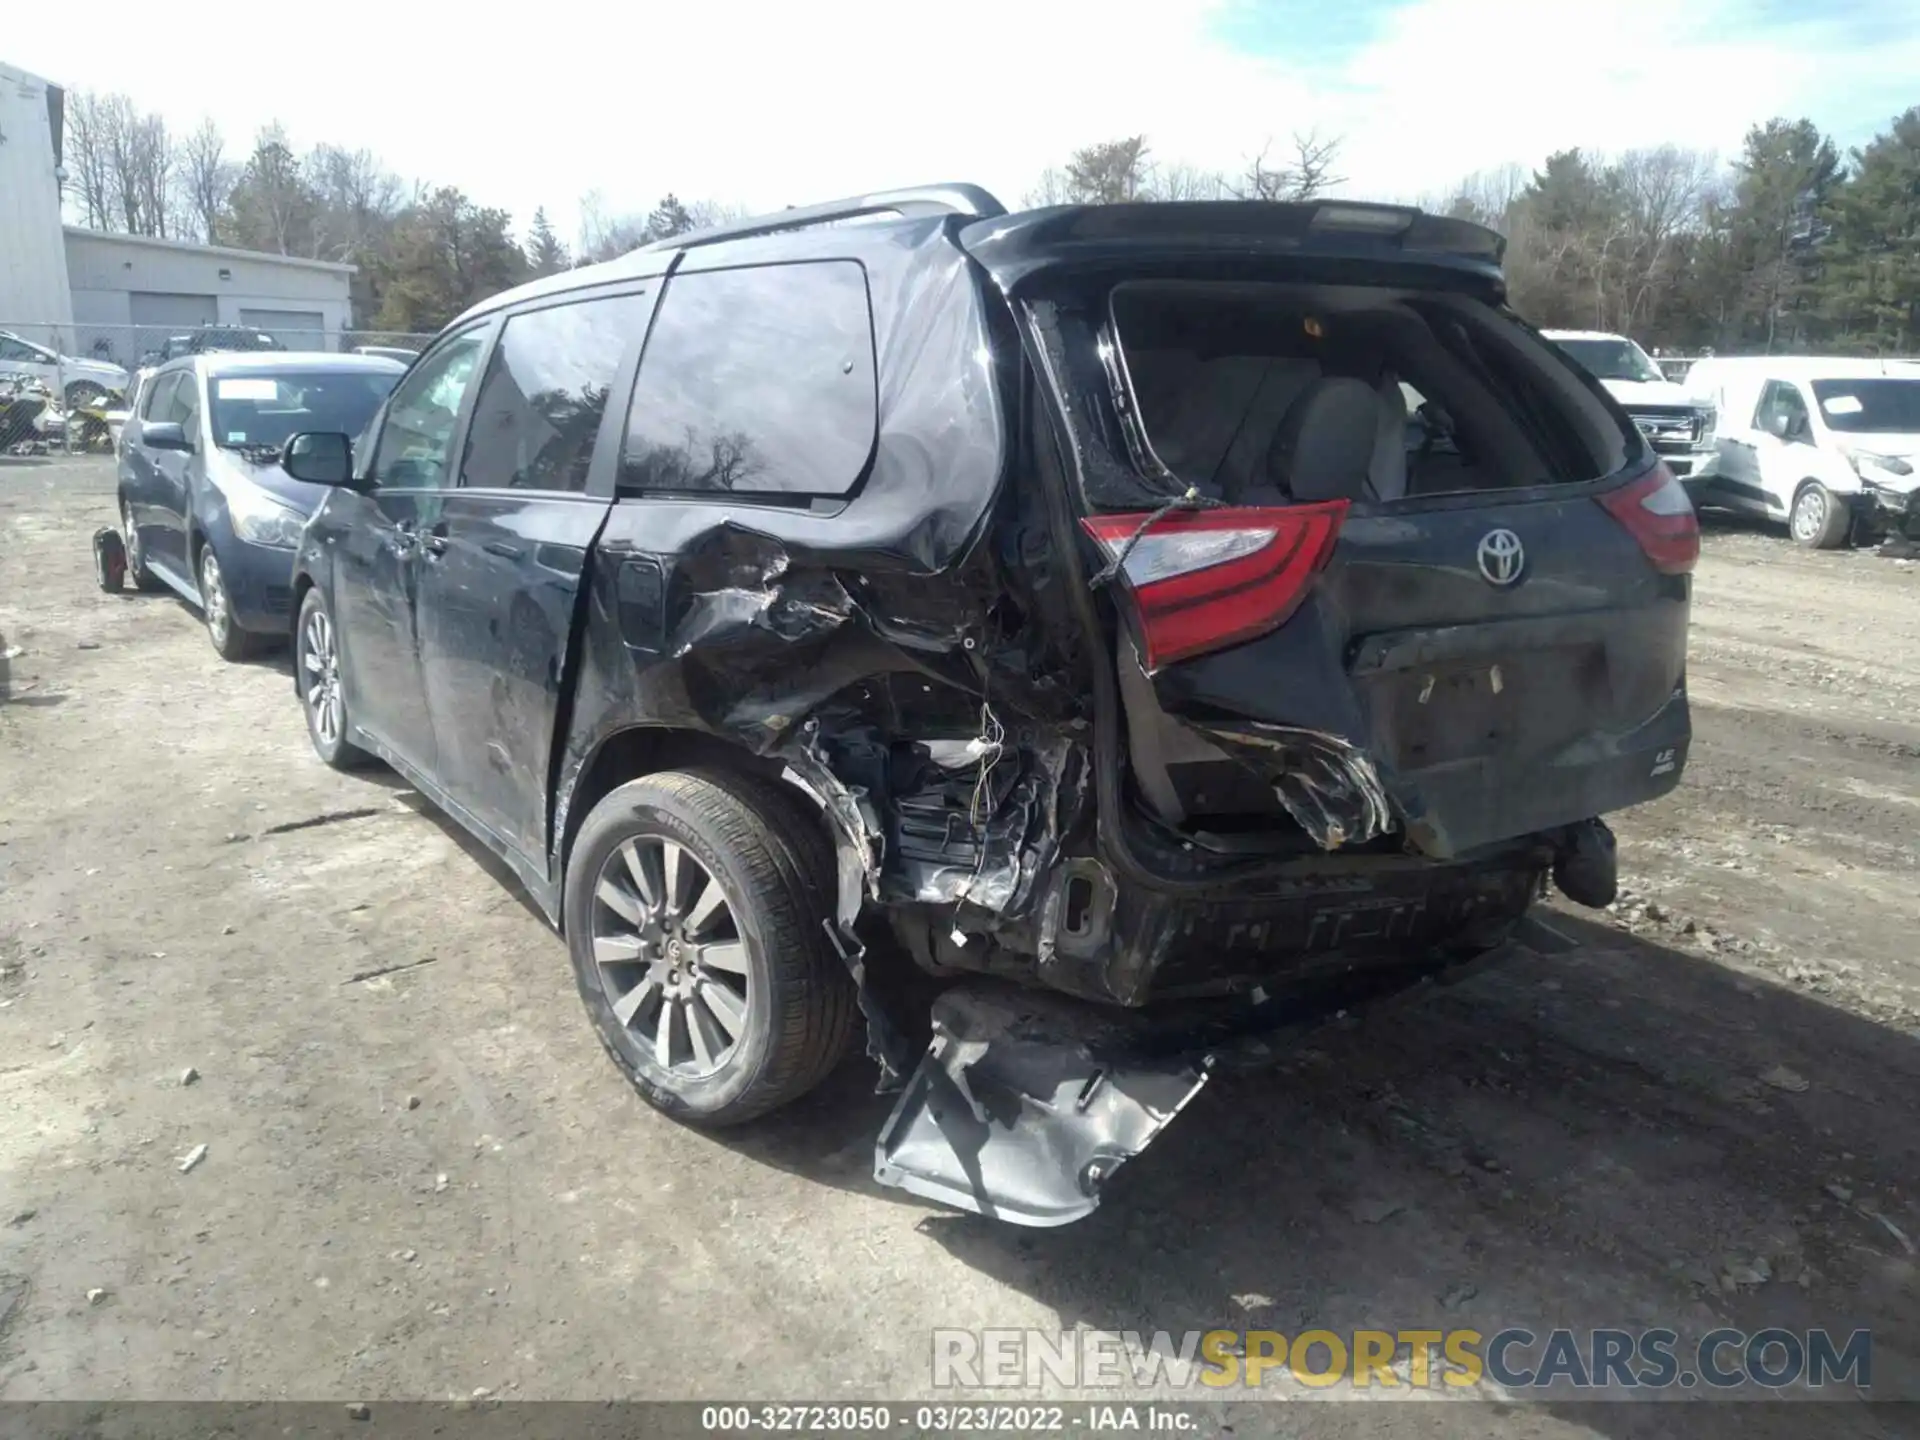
[10,0,1920,244]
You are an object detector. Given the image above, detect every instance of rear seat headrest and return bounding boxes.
[1267,377,1383,503]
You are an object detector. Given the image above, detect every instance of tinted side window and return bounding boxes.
[622,261,876,497]
[371,331,487,490]
[142,374,180,420]
[165,374,200,429]
[460,293,649,493]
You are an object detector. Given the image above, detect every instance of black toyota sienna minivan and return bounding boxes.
[279,185,1694,1226]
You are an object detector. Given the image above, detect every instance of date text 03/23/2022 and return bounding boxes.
[699,1405,1194,1432]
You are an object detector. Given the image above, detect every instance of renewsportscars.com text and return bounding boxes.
[932,1327,1872,1394]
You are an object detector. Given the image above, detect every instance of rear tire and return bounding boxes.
[1789,482,1849,549]
[563,768,855,1127]
[295,588,372,769]
[119,497,166,592]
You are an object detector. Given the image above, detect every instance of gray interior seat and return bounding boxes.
[1369,372,1409,501]
[1266,377,1386,503]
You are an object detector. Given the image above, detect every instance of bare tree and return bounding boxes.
[308,144,406,262]
[1433,162,1529,227]
[1150,162,1228,201]
[685,198,750,230]
[575,190,648,263]
[130,114,175,238]
[1234,130,1346,203]
[179,119,234,244]
[1022,167,1073,208]
[63,91,117,230]
[97,94,147,233]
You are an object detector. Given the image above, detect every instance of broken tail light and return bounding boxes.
[1597,462,1698,575]
[1081,502,1348,671]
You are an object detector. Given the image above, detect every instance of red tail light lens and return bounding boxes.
[1080,502,1348,672]
[1597,463,1698,575]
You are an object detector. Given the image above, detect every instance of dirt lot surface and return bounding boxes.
[1,455,1917,1436]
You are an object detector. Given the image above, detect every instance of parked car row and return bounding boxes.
[115,353,404,657]
[113,188,1697,1226]
[1544,328,1920,550]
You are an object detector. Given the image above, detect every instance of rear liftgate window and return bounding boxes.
[1101,280,1631,510]
[1078,283,1643,670]
[620,261,877,498]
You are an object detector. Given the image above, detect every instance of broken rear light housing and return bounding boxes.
[1598,462,1698,575]
[1081,502,1348,671]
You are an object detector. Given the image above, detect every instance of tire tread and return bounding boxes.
[571,768,855,1125]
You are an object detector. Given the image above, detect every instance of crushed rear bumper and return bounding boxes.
[873,916,1577,1225]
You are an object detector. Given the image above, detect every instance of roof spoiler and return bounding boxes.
[1011,200,1504,263]
[639,183,1008,254]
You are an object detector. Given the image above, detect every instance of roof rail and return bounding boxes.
[640,183,1007,253]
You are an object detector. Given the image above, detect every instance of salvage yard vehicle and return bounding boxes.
[277,187,1695,1226]
[117,352,404,658]
[1683,356,1920,548]
[1543,330,1719,495]
[0,329,131,410]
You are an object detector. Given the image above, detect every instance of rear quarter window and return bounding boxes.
[620,260,877,499]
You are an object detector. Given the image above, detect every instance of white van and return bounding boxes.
[1542,331,1719,492]
[1684,356,1920,548]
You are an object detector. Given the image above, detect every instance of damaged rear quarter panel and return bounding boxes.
[549,221,1016,905]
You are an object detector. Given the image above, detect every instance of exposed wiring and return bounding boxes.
[1086,486,1229,590]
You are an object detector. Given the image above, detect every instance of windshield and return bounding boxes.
[209,371,399,453]
[1554,337,1666,384]
[1809,379,1920,435]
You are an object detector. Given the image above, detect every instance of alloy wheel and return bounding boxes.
[591,837,752,1079]
[301,605,343,747]
[121,501,142,571]
[200,551,230,647]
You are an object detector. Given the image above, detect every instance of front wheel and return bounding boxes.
[65,381,109,410]
[563,769,855,1127]
[1789,483,1850,549]
[295,587,371,769]
[199,547,260,662]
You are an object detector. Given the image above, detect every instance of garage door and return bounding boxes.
[128,292,217,360]
[239,309,327,350]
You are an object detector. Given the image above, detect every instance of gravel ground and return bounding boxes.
[1,456,1917,1437]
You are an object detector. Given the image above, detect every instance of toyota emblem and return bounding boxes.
[1477,529,1525,586]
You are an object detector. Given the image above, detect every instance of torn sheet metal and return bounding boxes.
[1198,721,1394,850]
[887,734,1080,916]
[873,985,1210,1226]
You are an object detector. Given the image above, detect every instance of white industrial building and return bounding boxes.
[65,229,354,366]
[2,59,355,370]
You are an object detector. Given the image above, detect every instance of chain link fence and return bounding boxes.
[1,320,434,382]
[1,321,434,454]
